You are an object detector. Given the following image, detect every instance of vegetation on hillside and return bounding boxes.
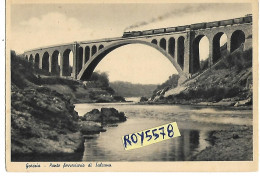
[153,74,179,94]
[151,47,253,106]
[10,50,126,161]
[110,81,157,97]
[11,51,124,103]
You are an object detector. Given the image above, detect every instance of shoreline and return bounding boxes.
[136,101,252,110]
[191,125,253,161]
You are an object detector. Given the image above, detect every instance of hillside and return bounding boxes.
[11,53,124,103]
[110,81,157,97]
[150,47,252,107]
[10,51,124,161]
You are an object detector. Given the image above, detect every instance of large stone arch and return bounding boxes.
[230,30,245,52]
[35,53,40,69]
[77,47,83,74]
[51,50,60,75]
[99,44,104,50]
[191,35,209,73]
[91,45,97,56]
[168,37,175,57]
[212,32,228,63]
[62,49,73,76]
[29,54,34,63]
[85,46,90,64]
[42,52,50,71]
[159,38,166,50]
[151,39,158,45]
[77,39,187,80]
[177,36,185,70]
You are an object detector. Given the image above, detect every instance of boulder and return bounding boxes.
[101,108,127,123]
[82,108,127,124]
[234,97,252,107]
[82,109,102,122]
[78,121,105,135]
[140,96,148,102]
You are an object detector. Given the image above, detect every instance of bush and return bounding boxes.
[89,72,109,88]
[153,74,179,94]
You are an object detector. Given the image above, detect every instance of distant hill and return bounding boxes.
[110,81,157,97]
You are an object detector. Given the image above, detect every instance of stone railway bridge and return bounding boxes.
[24,15,252,83]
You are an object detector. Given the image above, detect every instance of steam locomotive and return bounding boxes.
[122,14,252,38]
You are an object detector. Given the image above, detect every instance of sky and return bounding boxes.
[10,3,252,84]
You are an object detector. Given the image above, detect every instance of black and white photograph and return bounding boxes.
[5,0,258,172]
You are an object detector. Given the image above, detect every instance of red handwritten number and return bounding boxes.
[167,124,174,137]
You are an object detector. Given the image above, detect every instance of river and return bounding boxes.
[74,99,252,161]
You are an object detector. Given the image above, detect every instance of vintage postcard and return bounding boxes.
[5,0,258,172]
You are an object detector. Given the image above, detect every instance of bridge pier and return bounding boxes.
[82,47,86,67]
[183,30,191,73]
[208,38,214,67]
[48,57,52,73]
[72,43,77,79]
[39,54,43,69]
[59,54,64,77]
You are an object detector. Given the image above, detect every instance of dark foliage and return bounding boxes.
[153,74,179,94]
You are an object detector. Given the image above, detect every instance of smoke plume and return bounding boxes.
[123,4,210,32]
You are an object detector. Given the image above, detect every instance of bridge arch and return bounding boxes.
[85,46,90,64]
[91,45,97,56]
[35,53,40,69]
[77,47,83,73]
[42,52,50,71]
[77,39,186,80]
[51,50,60,75]
[99,45,104,50]
[177,36,185,70]
[213,32,227,63]
[29,54,34,63]
[62,49,73,76]
[168,37,175,57]
[25,55,28,61]
[191,35,209,73]
[151,39,158,45]
[160,38,166,50]
[230,30,245,52]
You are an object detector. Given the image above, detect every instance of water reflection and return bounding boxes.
[82,128,212,161]
[75,102,252,161]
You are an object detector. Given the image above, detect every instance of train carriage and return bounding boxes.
[206,21,219,28]
[153,28,166,34]
[220,19,233,26]
[244,15,252,23]
[233,17,244,24]
[142,30,153,35]
[176,25,189,31]
[190,23,206,30]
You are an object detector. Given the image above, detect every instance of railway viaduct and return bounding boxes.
[24,15,252,84]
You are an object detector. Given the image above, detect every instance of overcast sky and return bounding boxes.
[11,3,252,84]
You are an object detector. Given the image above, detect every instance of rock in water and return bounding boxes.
[82,108,127,124]
[82,109,102,122]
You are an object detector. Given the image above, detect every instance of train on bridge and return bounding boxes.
[122,14,252,38]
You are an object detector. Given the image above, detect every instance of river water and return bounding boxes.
[74,99,252,161]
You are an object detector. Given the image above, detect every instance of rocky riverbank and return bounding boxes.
[191,125,253,161]
[10,51,127,161]
[11,85,85,160]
